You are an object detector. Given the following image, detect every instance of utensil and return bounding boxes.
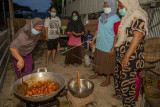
[77,71,80,86]
[68,79,94,98]
[13,68,66,102]
[19,70,28,87]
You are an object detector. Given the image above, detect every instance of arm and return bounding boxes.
[45,27,49,41]
[109,36,118,56]
[10,48,24,71]
[110,21,120,55]
[91,20,99,44]
[121,31,143,69]
[92,31,97,44]
[44,18,49,41]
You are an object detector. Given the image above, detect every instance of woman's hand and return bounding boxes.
[72,32,79,36]
[67,32,73,35]
[17,58,24,71]
[121,56,129,69]
[46,37,49,41]
[109,47,115,56]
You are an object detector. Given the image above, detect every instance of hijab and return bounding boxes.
[115,0,148,47]
[10,18,44,56]
[66,11,85,37]
[100,0,117,24]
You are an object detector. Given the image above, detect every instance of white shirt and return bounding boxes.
[44,16,61,39]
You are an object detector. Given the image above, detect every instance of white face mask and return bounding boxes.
[103,7,112,14]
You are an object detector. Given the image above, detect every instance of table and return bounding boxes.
[58,35,68,53]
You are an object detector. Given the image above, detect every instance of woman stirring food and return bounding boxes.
[114,0,148,106]
[10,18,44,78]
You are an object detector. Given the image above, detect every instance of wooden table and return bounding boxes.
[58,35,68,53]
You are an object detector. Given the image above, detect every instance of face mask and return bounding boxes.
[31,28,40,35]
[51,12,56,17]
[72,16,78,21]
[119,8,127,16]
[103,7,112,14]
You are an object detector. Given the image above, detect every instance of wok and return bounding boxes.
[13,68,65,102]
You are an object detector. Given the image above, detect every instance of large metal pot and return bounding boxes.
[68,79,94,98]
[13,68,65,102]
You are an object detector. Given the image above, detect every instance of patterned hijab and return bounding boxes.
[100,0,117,24]
[115,0,148,47]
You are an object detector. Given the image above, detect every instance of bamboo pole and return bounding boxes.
[8,0,15,39]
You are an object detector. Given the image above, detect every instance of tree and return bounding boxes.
[50,0,62,16]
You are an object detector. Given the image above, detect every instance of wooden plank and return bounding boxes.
[8,0,15,39]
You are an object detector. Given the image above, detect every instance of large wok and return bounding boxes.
[13,68,65,102]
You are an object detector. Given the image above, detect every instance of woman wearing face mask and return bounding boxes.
[64,11,85,67]
[10,18,44,78]
[45,6,61,66]
[114,0,148,106]
[89,0,120,87]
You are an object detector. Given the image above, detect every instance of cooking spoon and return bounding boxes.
[19,70,28,87]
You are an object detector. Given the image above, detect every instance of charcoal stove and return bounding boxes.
[23,89,68,107]
[25,97,60,107]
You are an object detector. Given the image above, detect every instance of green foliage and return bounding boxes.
[24,13,33,18]
[50,0,62,15]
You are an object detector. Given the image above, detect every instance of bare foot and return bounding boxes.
[52,60,56,64]
[112,94,122,100]
[74,63,78,67]
[100,81,111,87]
[64,64,69,68]
[88,74,99,79]
[45,63,49,67]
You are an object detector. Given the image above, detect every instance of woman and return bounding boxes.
[45,6,61,66]
[89,0,120,87]
[64,11,85,67]
[10,18,44,78]
[114,0,148,106]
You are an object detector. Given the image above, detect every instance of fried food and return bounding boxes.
[25,80,59,97]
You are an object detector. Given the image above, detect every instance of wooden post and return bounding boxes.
[8,0,15,39]
[2,0,6,28]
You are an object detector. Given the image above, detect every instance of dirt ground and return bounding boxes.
[0,42,143,107]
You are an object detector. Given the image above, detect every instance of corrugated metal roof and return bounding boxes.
[65,0,160,15]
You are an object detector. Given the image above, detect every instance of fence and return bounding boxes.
[7,18,69,40]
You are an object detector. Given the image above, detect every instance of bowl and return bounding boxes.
[68,79,94,98]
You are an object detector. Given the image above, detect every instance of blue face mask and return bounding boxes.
[31,28,40,35]
[72,16,78,21]
[51,12,56,17]
[119,8,127,16]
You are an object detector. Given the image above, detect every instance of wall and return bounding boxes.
[0,30,10,91]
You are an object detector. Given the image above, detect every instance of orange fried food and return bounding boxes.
[25,81,57,97]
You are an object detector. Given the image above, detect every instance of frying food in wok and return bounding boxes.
[17,80,60,97]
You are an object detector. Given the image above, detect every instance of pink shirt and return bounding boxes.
[67,32,84,46]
